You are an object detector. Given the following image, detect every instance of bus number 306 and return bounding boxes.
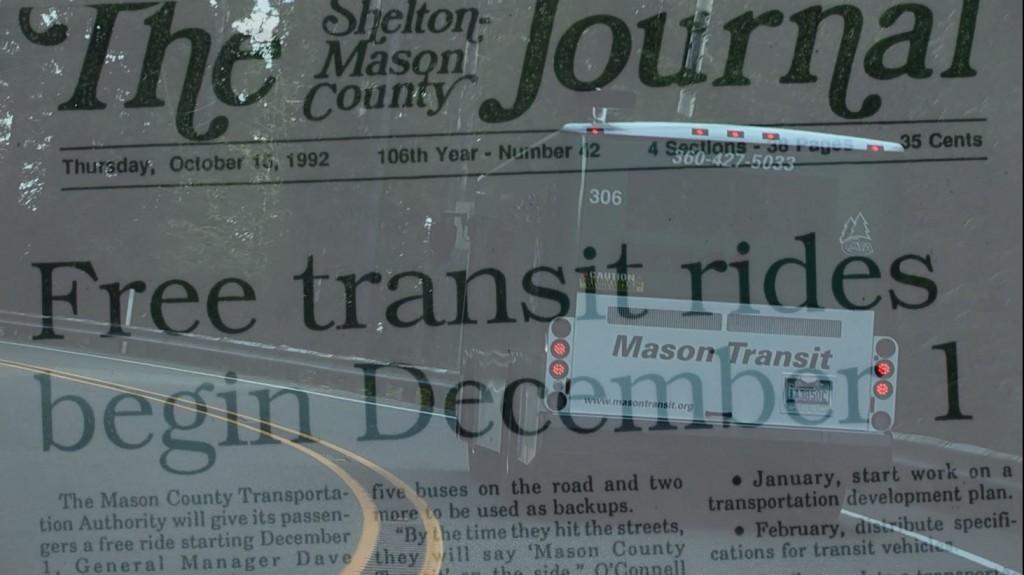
[589,188,623,206]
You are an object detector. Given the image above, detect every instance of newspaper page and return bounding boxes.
[0,1,1020,575]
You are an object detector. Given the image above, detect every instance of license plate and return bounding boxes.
[783,376,833,414]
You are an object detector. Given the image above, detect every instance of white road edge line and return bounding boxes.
[0,340,455,420]
[840,509,1021,575]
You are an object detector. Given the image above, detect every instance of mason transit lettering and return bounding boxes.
[612,335,717,364]
[611,336,834,370]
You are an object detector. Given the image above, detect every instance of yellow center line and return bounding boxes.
[0,358,441,575]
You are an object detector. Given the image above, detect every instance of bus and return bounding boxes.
[447,102,907,480]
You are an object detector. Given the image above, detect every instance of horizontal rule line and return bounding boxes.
[771,117,988,128]
[57,118,988,152]
[58,129,554,151]
[60,156,988,191]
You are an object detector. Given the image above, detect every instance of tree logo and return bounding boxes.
[840,212,874,256]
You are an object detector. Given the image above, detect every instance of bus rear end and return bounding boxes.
[542,294,899,438]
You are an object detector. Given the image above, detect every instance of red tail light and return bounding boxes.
[762,132,780,140]
[692,128,709,136]
[549,360,568,379]
[873,381,894,399]
[874,360,894,378]
[870,336,898,427]
[550,339,570,358]
[727,130,744,138]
